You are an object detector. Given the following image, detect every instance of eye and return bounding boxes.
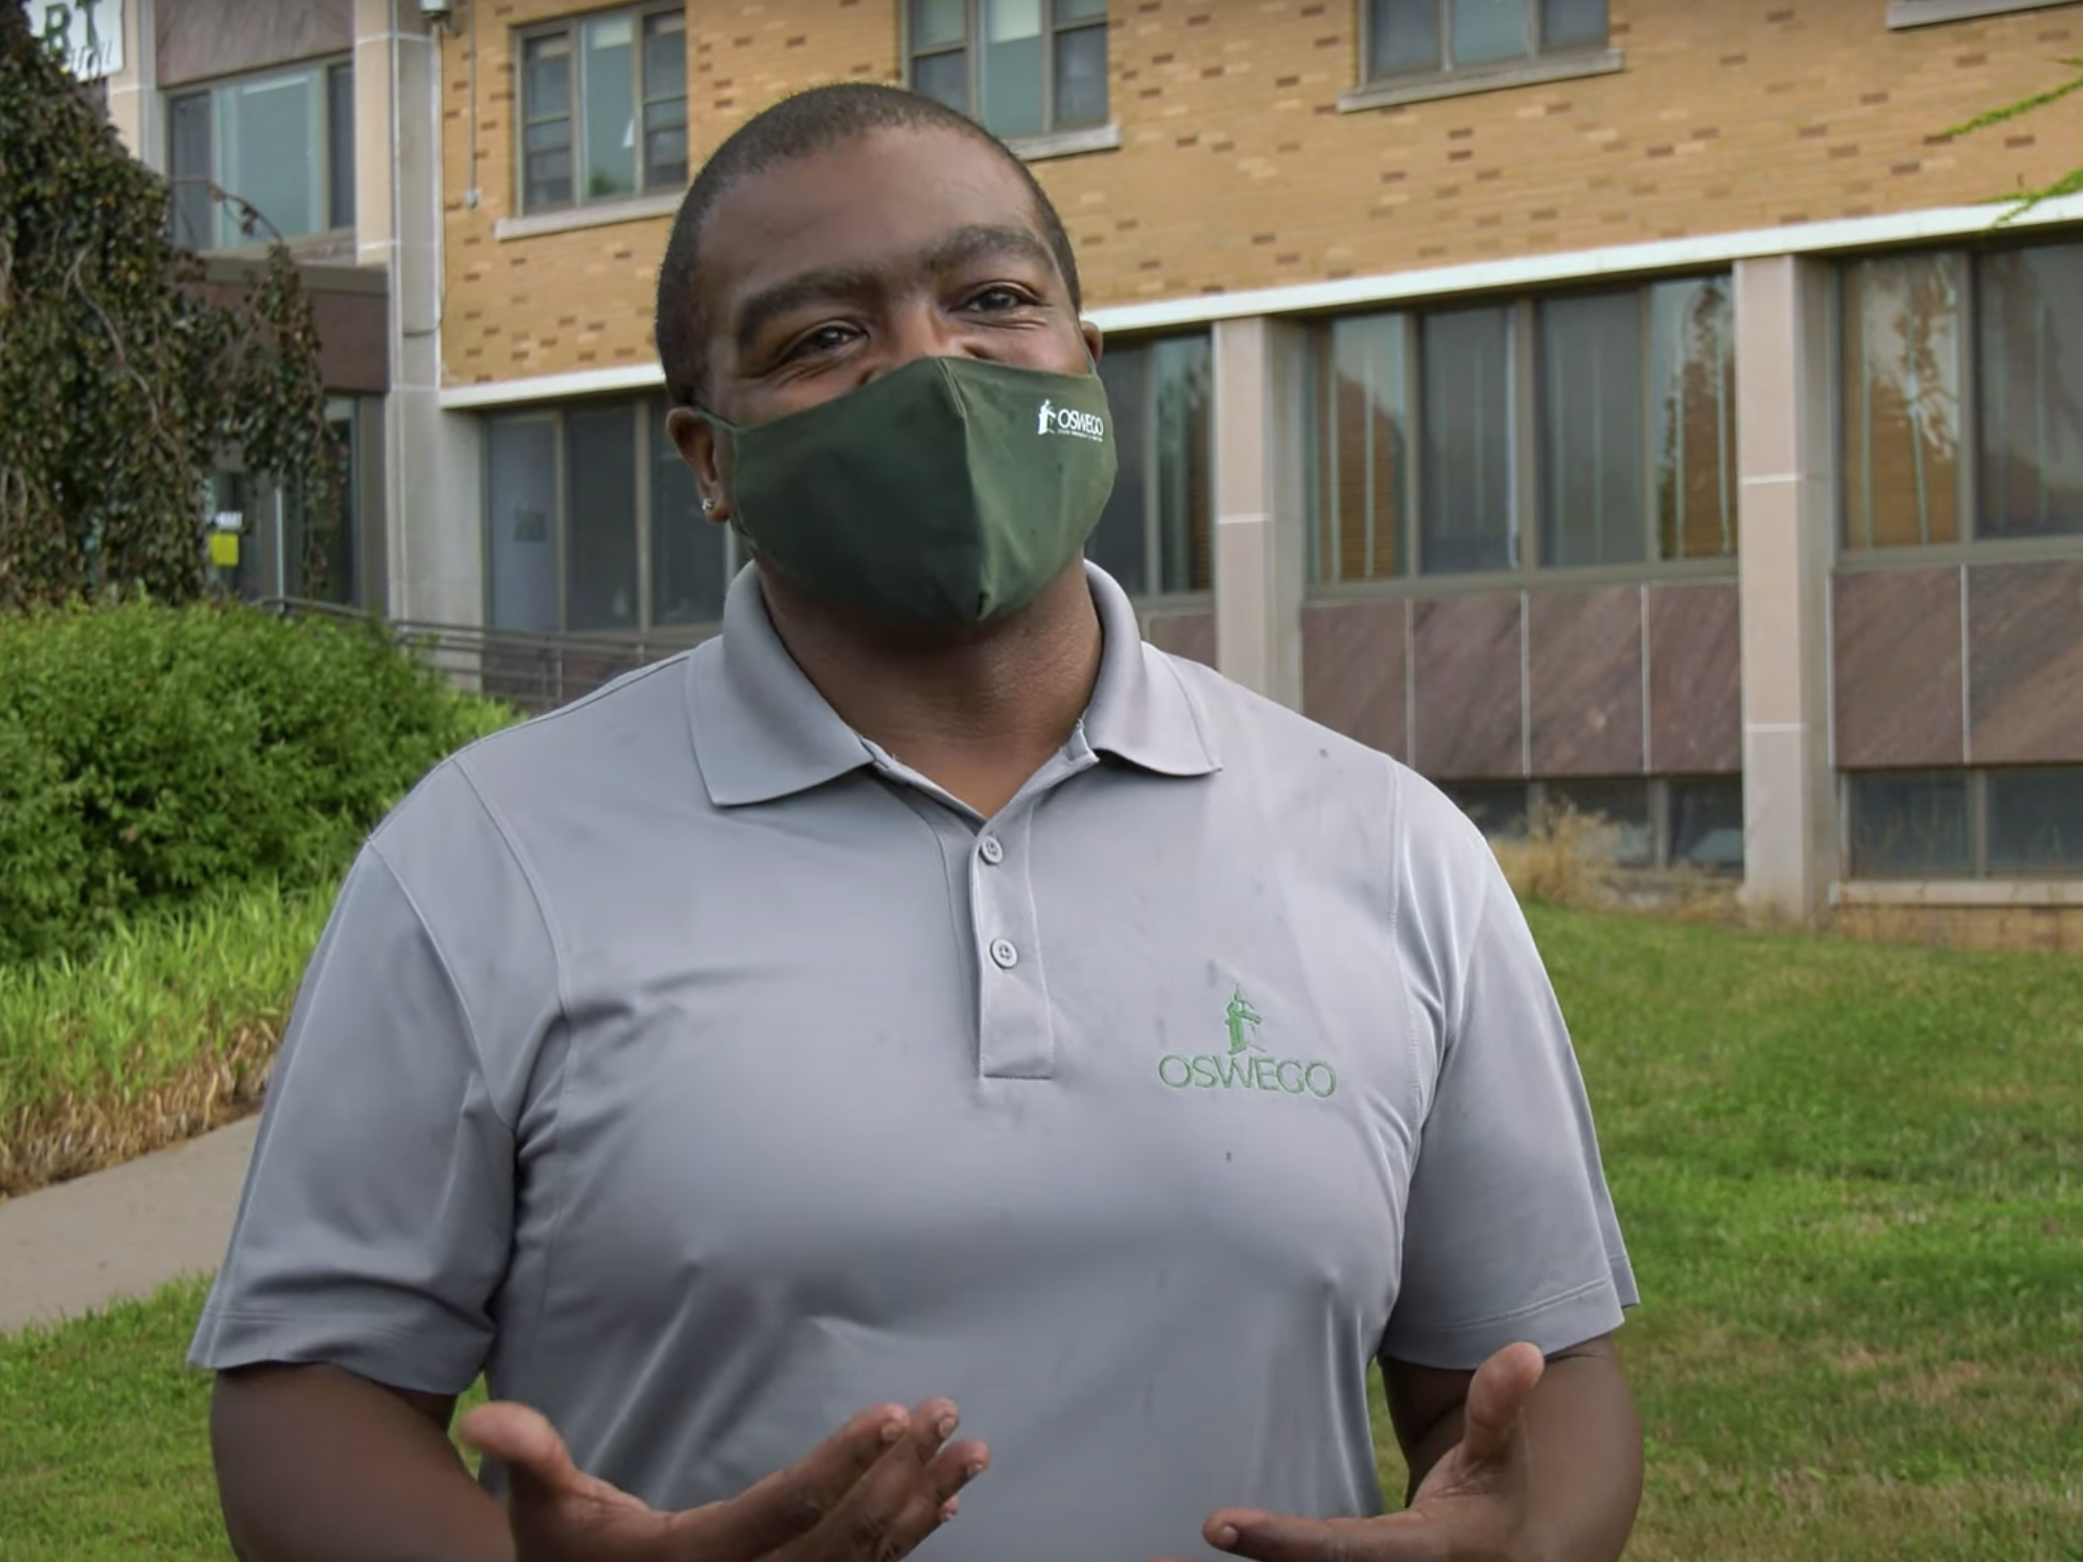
[781,324,858,362]
[966,285,1034,313]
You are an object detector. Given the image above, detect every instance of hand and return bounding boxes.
[1157,1343,1545,1562]
[460,1395,989,1562]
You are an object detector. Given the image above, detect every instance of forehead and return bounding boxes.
[697,126,1052,322]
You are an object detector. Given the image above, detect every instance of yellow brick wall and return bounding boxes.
[442,0,2083,386]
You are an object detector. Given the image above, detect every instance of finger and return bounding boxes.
[1457,1342,1546,1468]
[1196,1511,1398,1562]
[694,1402,916,1556]
[459,1401,646,1516]
[801,1402,989,1561]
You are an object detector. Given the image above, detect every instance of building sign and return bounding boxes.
[23,0,125,81]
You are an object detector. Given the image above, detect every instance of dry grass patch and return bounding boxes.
[0,883,328,1198]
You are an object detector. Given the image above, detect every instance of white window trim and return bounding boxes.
[496,189,681,242]
[1339,46,1622,113]
[1887,0,2080,28]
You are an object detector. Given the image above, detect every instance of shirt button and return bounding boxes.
[978,836,1005,866]
[989,938,1019,970]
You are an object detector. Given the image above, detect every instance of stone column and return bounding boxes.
[1733,255,1840,921]
[103,0,159,165]
[356,0,483,628]
[1212,316,1309,710]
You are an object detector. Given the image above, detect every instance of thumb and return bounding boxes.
[458,1400,613,1508]
[1456,1342,1545,1467]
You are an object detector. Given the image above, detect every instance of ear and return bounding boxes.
[1080,319,1104,367]
[665,406,732,526]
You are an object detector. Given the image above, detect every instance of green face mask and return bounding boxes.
[703,355,1119,626]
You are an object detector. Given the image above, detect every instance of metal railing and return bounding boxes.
[255,598,710,717]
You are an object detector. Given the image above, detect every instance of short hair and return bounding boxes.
[653,83,1084,408]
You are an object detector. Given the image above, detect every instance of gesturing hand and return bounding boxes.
[460,1395,989,1562]
[1157,1343,1546,1562]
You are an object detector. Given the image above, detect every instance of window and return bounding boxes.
[909,0,1109,140]
[168,61,354,249]
[1366,0,1606,81]
[1308,274,1736,583]
[485,399,737,634]
[519,6,688,213]
[1088,335,1214,597]
[1842,240,2083,549]
[1438,776,1743,870]
[1843,768,2083,878]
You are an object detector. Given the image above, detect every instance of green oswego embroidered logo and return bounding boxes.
[1157,986,1338,1098]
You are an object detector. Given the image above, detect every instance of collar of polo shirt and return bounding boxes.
[686,562,1220,807]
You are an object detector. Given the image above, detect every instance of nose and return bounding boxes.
[855,300,994,386]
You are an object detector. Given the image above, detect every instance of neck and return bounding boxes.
[755,561,1105,815]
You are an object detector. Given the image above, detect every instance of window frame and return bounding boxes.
[514,3,690,218]
[481,398,743,637]
[1304,272,1742,596]
[1836,236,2083,566]
[1885,0,2078,29]
[1089,330,1217,602]
[1358,0,1613,87]
[1438,775,1747,875]
[165,57,355,252]
[1842,766,2083,880]
[901,0,1114,146]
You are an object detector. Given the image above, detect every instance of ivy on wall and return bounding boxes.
[0,4,340,610]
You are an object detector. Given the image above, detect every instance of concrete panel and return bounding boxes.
[1832,566,1965,769]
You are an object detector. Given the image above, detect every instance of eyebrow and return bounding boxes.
[729,223,1061,359]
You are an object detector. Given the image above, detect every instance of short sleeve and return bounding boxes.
[1380,796,1638,1370]
[189,762,560,1395]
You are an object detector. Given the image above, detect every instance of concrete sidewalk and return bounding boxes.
[0,1115,258,1336]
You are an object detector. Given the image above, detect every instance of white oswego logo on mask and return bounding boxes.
[1036,399,1106,443]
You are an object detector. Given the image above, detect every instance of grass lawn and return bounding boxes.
[3,907,2079,1560]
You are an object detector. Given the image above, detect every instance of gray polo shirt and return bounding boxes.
[192,562,1636,1562]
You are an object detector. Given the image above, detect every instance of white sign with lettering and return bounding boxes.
[22,0,125,81]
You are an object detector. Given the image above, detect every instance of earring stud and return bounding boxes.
[700,497,716,515]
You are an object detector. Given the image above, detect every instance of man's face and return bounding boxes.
[669,126,1100,505]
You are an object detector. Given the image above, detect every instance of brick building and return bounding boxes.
[85,0,2083,939]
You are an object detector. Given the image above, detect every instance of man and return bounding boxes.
[192,83,1643,1562]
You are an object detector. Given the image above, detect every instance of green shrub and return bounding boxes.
[0,601,510,965]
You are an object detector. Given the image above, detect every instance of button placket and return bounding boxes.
[970,809,1055,1080]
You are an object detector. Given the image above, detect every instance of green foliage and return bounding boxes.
[1945,55,2083,224]
[0,5,339,608]
[0,601,511,966]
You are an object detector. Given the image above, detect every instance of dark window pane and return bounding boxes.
[1841,253,1963,549]
[1539,291,1645,568]
[1987,767,2083,874]
[168,92,213,250]
[1652,274,1738,559]
[1976,242,2083,540]
[1848,771,1971,878]
[1441,781,1529,840]
[642,11,686,100]
[1547,779,1651,868]
[1152,336,1213,593]
[644,98,688,190]
[978,0,1045,137]
[1370,0,1442,75]
[327,62,355,230]
[1310,314,1409,582]
[284,400,359,605]
[1451,0,1531,65]
[1420,306,1516,574]
[523,33,573,122]
[1669,777,1744,873]
[642,11,687,187]
[566,406,639,631]
[651,402,731,626]
[912,48,970,113]
[581,13,638,200]
[526,146,574,210]
[1090,345,1152,595]
[913,0,969,49]
[1056,0,1107,18]
[1053,24,1108,126]
[1541,0,1605,48]
[487,415,560,632]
